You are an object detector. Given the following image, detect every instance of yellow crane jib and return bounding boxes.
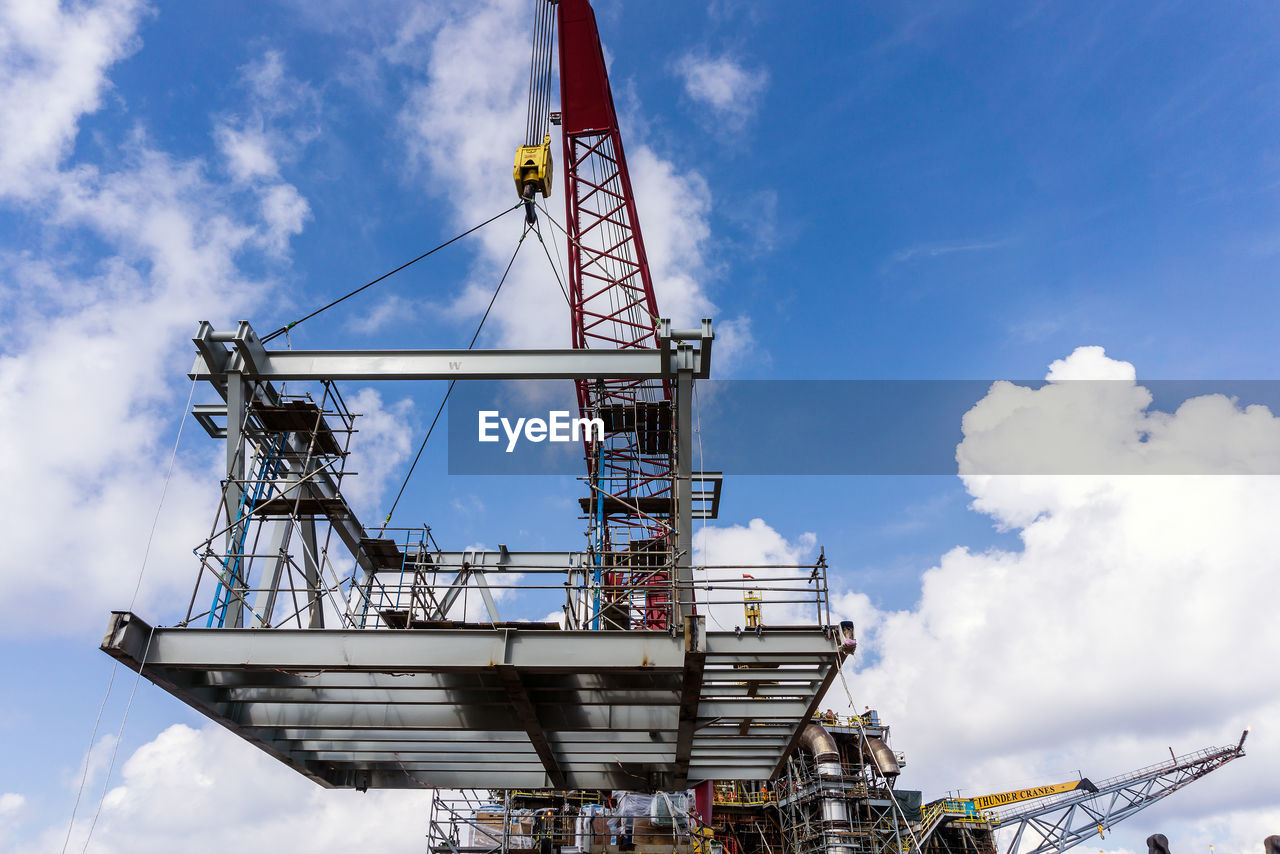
[968,778,1098,812]
[514,134,554,200]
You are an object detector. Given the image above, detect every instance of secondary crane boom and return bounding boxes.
[991,732,1248,854]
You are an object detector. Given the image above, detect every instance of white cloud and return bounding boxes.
[0,793,23,816]
[835,346,1280,852]
[886,237,1012,266]
[25,724,427,854]
[337,387,415,520]
[694,518,818,630]
[0,147,271,636]
[0,791,24,849]
[0,21,316,637]
[216,125,279,182]
[259,182,312,254]
[213,51,317,252]
[347,294,420,334]
[673,52,769,129]
[0,0,147,199]
[958,346,1280,489]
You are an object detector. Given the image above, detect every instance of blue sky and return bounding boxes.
[2,1,1279,851]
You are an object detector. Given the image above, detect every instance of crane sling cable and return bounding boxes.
[261,201,523,343]
[533,219,572,307]
[63,376,198,854]
[524,0,556,148]
[379,223,532,531]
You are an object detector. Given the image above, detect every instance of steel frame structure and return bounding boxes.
[103,318,843,791]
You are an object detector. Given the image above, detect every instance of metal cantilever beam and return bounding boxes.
[994,736,1248,854]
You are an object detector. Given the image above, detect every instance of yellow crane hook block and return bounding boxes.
[514,134,554,199]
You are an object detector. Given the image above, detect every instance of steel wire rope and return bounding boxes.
[832,664,924,851]
[64,376,197,854]
[261,202,522,344]
[532,220,572,307]
[379,223,532,532]
[524,0,555,146]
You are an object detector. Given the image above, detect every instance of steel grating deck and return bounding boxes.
[102,611,841,790]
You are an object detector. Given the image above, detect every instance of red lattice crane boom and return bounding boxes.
[556,0,674,629]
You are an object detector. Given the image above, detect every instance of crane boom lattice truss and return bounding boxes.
[558,0,676,630]
[994,740,1247,854]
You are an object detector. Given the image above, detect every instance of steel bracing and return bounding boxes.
[993,738,1247,854]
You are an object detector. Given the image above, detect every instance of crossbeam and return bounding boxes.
[190,321,710,383]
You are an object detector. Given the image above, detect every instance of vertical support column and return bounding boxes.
[300,517,325,628]
[251,517,293,627]
[674,342,695,624]
[224,371,248,628]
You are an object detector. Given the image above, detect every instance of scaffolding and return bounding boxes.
[186,382,359,630]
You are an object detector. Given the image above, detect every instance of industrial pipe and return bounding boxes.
[799,723,852,854]
[863,735,900,778]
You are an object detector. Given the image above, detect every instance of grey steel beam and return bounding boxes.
[361,769,644,789]
[190,320,714,382]
[273,729,680,744]
[684,766,775,781]
[218,687,682,705]
[295,741,543,755]
[103,612,688,671]
[191,347,694,382]
[673,615,706,788]
[232,702,679,731]
[697,699,814,719]
[106,612,834,672]
[498,665,567,788]
[674,345,696,623]
[367,550,590,574]
[292,742,675,758]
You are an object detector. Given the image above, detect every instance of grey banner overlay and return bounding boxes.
[446,380,1280,475]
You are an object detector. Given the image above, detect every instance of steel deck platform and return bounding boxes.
[102,611,842,790]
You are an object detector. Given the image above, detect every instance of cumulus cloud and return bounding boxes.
[0,0,147,199]
[217,125,279,182]
[32,724,427,854]
[0,19,321,635]
[694,518,819,630]
[836,346,1280,852]
[337,387,415,519]
[673,52,769,129]
[259,182,311,254]
[347,294,421,334]
[213,51,317,253]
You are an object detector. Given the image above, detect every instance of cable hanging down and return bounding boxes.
[379,223,533,531]
[261,202,523,343]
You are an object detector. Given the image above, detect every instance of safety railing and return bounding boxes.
[342,540,830,633]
